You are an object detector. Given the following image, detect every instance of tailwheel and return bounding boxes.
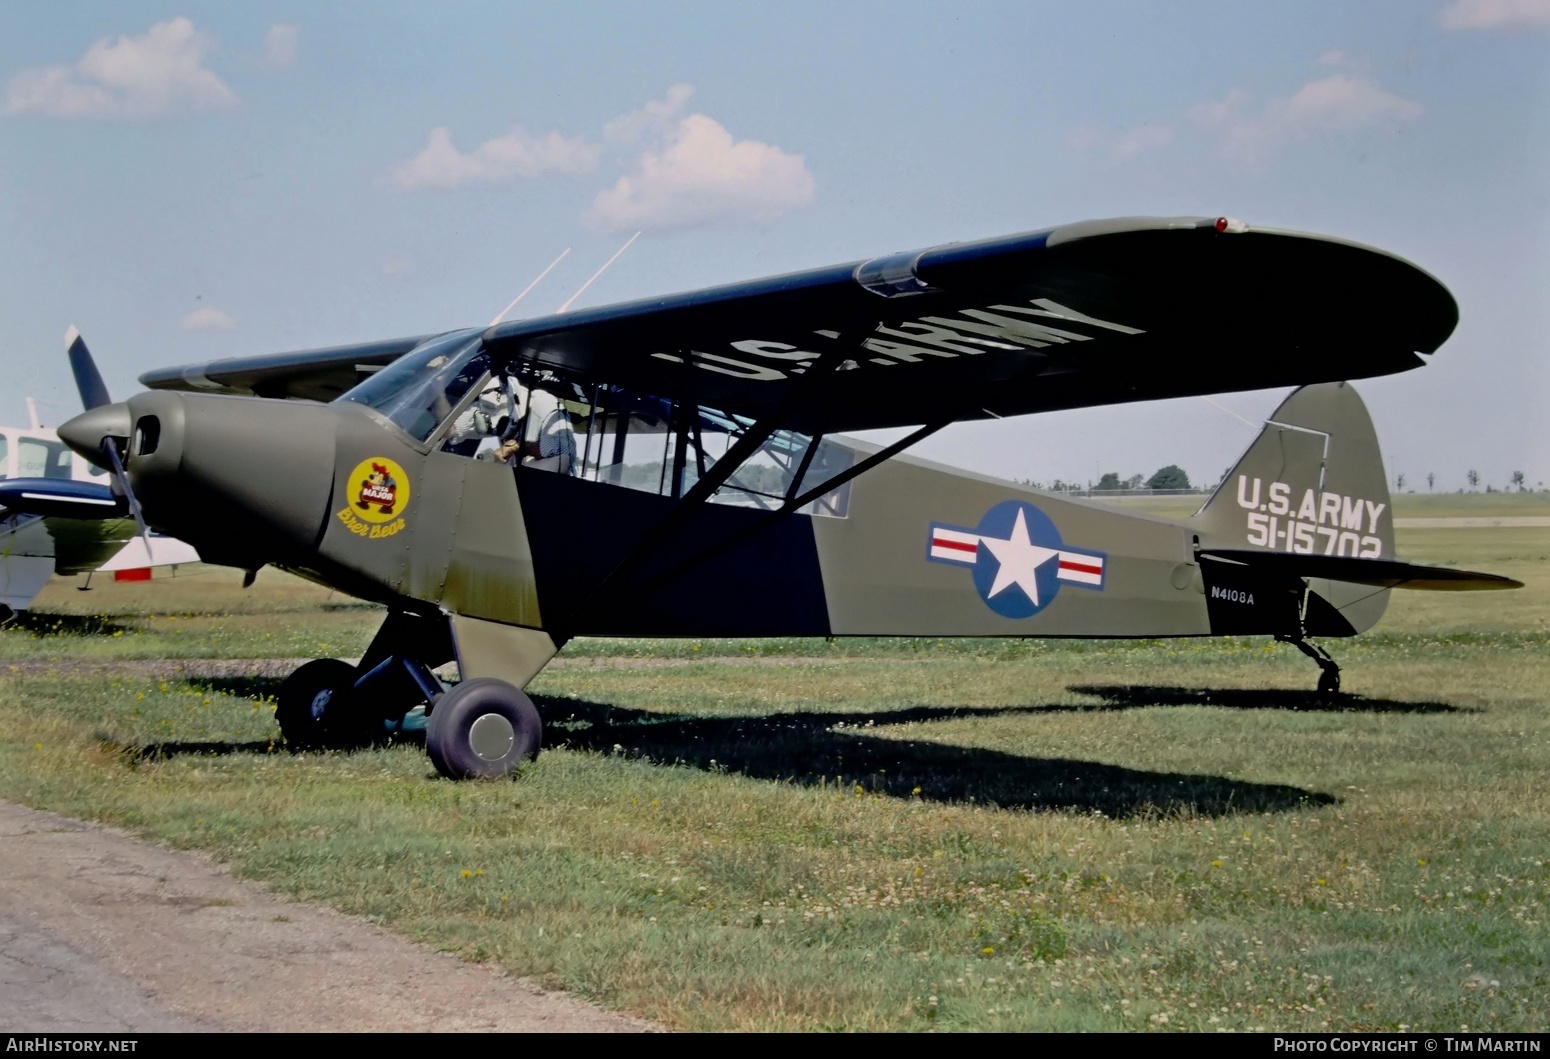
[275,658,371,750]
[425,678,542,780]
[1277,634,1342,698]
[1316,663,1341,696]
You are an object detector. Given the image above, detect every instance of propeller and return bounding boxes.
[61,326,149,538]
[66,326,112,410]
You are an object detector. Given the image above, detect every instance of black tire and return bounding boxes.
[425,678,541,780]
[275,658,359,750]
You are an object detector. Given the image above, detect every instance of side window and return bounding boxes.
[439,374,580,476]
[431,368,851,515]
[17,437,72,477]
[17,438,76,480]
[569,387,851,517]
[0,433,8,480]
[16,438,44,478]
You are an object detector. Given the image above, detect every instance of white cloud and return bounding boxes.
[1188,72,1422,164]
[1065,122,1174,163]
[4,17,238,120]
[181,306,236,331]
[585,113,815,234]
[604,83,695,143]
[1440,0,1550,29]
[263,25,300,68]
[388,124,601,190]
[382,256,413,277]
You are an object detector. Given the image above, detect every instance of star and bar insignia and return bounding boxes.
[928,500,1106,619]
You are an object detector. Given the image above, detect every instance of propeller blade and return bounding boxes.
[66,326,113,410]
[100,438,149,538]
[60,327,150,538]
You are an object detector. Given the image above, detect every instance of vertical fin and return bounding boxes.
[1192,381,1394,634]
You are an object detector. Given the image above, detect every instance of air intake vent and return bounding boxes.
[133,415,161,457]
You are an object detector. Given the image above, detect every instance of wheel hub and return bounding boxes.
[468,712,516,761]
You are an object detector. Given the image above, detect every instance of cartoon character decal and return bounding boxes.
[336,456,411,538]
[357,462,399,515]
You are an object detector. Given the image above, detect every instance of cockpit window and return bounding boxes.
[426,358,852,515]
[336,329,488,443]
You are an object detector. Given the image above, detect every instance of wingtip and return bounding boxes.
[64,324,81,347]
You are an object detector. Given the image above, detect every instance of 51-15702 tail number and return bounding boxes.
[1236,476,1385,557]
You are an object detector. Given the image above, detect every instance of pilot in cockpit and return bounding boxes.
[445,376,576,475]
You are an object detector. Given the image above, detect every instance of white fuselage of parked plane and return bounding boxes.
[0,418,196,612]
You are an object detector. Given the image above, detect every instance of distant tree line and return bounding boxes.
[1095,465,1192,491]
[1394,469,1543,493]
[1020,465,1197,493]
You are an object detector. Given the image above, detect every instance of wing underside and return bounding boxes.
[138,217,1458,433]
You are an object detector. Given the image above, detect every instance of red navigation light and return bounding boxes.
[1215,217,1229,232]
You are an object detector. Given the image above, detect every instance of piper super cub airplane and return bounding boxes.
[19,216,1519,779]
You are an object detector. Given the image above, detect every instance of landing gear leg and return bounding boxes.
[1276,634,1341,696]
[276,654,446,750]
[275,658,363,749]
[275,611,457,751]
[273,612,557,778]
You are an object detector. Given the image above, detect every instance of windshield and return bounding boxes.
[336,329,488,442]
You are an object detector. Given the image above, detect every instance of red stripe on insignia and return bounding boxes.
[934,538,978,554]
[1059,559,1102,575]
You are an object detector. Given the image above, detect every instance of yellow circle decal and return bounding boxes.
[347,457,411,523]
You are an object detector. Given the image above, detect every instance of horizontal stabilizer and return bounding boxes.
[1200,549,1523,591]
[0,479,126,520]
[98,534,202,572]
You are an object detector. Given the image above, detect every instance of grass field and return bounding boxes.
[0,499,1545,1031]
[1091,490,1550,522]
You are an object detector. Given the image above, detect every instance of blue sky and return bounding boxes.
[2,2,1546,491]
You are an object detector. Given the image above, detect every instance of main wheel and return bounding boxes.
[425,678,541,780]
[275,658,359,750]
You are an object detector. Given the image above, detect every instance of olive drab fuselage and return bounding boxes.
[89,378,1403,689]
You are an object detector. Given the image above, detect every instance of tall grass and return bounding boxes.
[0,517,1543,1031]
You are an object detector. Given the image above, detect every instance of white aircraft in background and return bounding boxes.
[0,396,197,616]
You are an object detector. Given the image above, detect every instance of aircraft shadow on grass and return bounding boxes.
[529,696,1336,818]
[146,677,1377,817]
[1065,684,1470,714]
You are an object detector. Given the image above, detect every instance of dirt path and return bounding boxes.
[0,801,656,1033]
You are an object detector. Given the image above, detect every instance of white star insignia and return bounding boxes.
[978,508,1060,605]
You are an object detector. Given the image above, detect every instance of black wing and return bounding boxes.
[139,334,437,402]
[141,217,1457,432]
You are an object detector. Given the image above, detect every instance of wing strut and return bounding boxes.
[554,333,865,637]
[619,351,1056,606]
[633,414,959,597]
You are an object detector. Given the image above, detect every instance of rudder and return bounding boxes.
[1192,382,1393,634]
